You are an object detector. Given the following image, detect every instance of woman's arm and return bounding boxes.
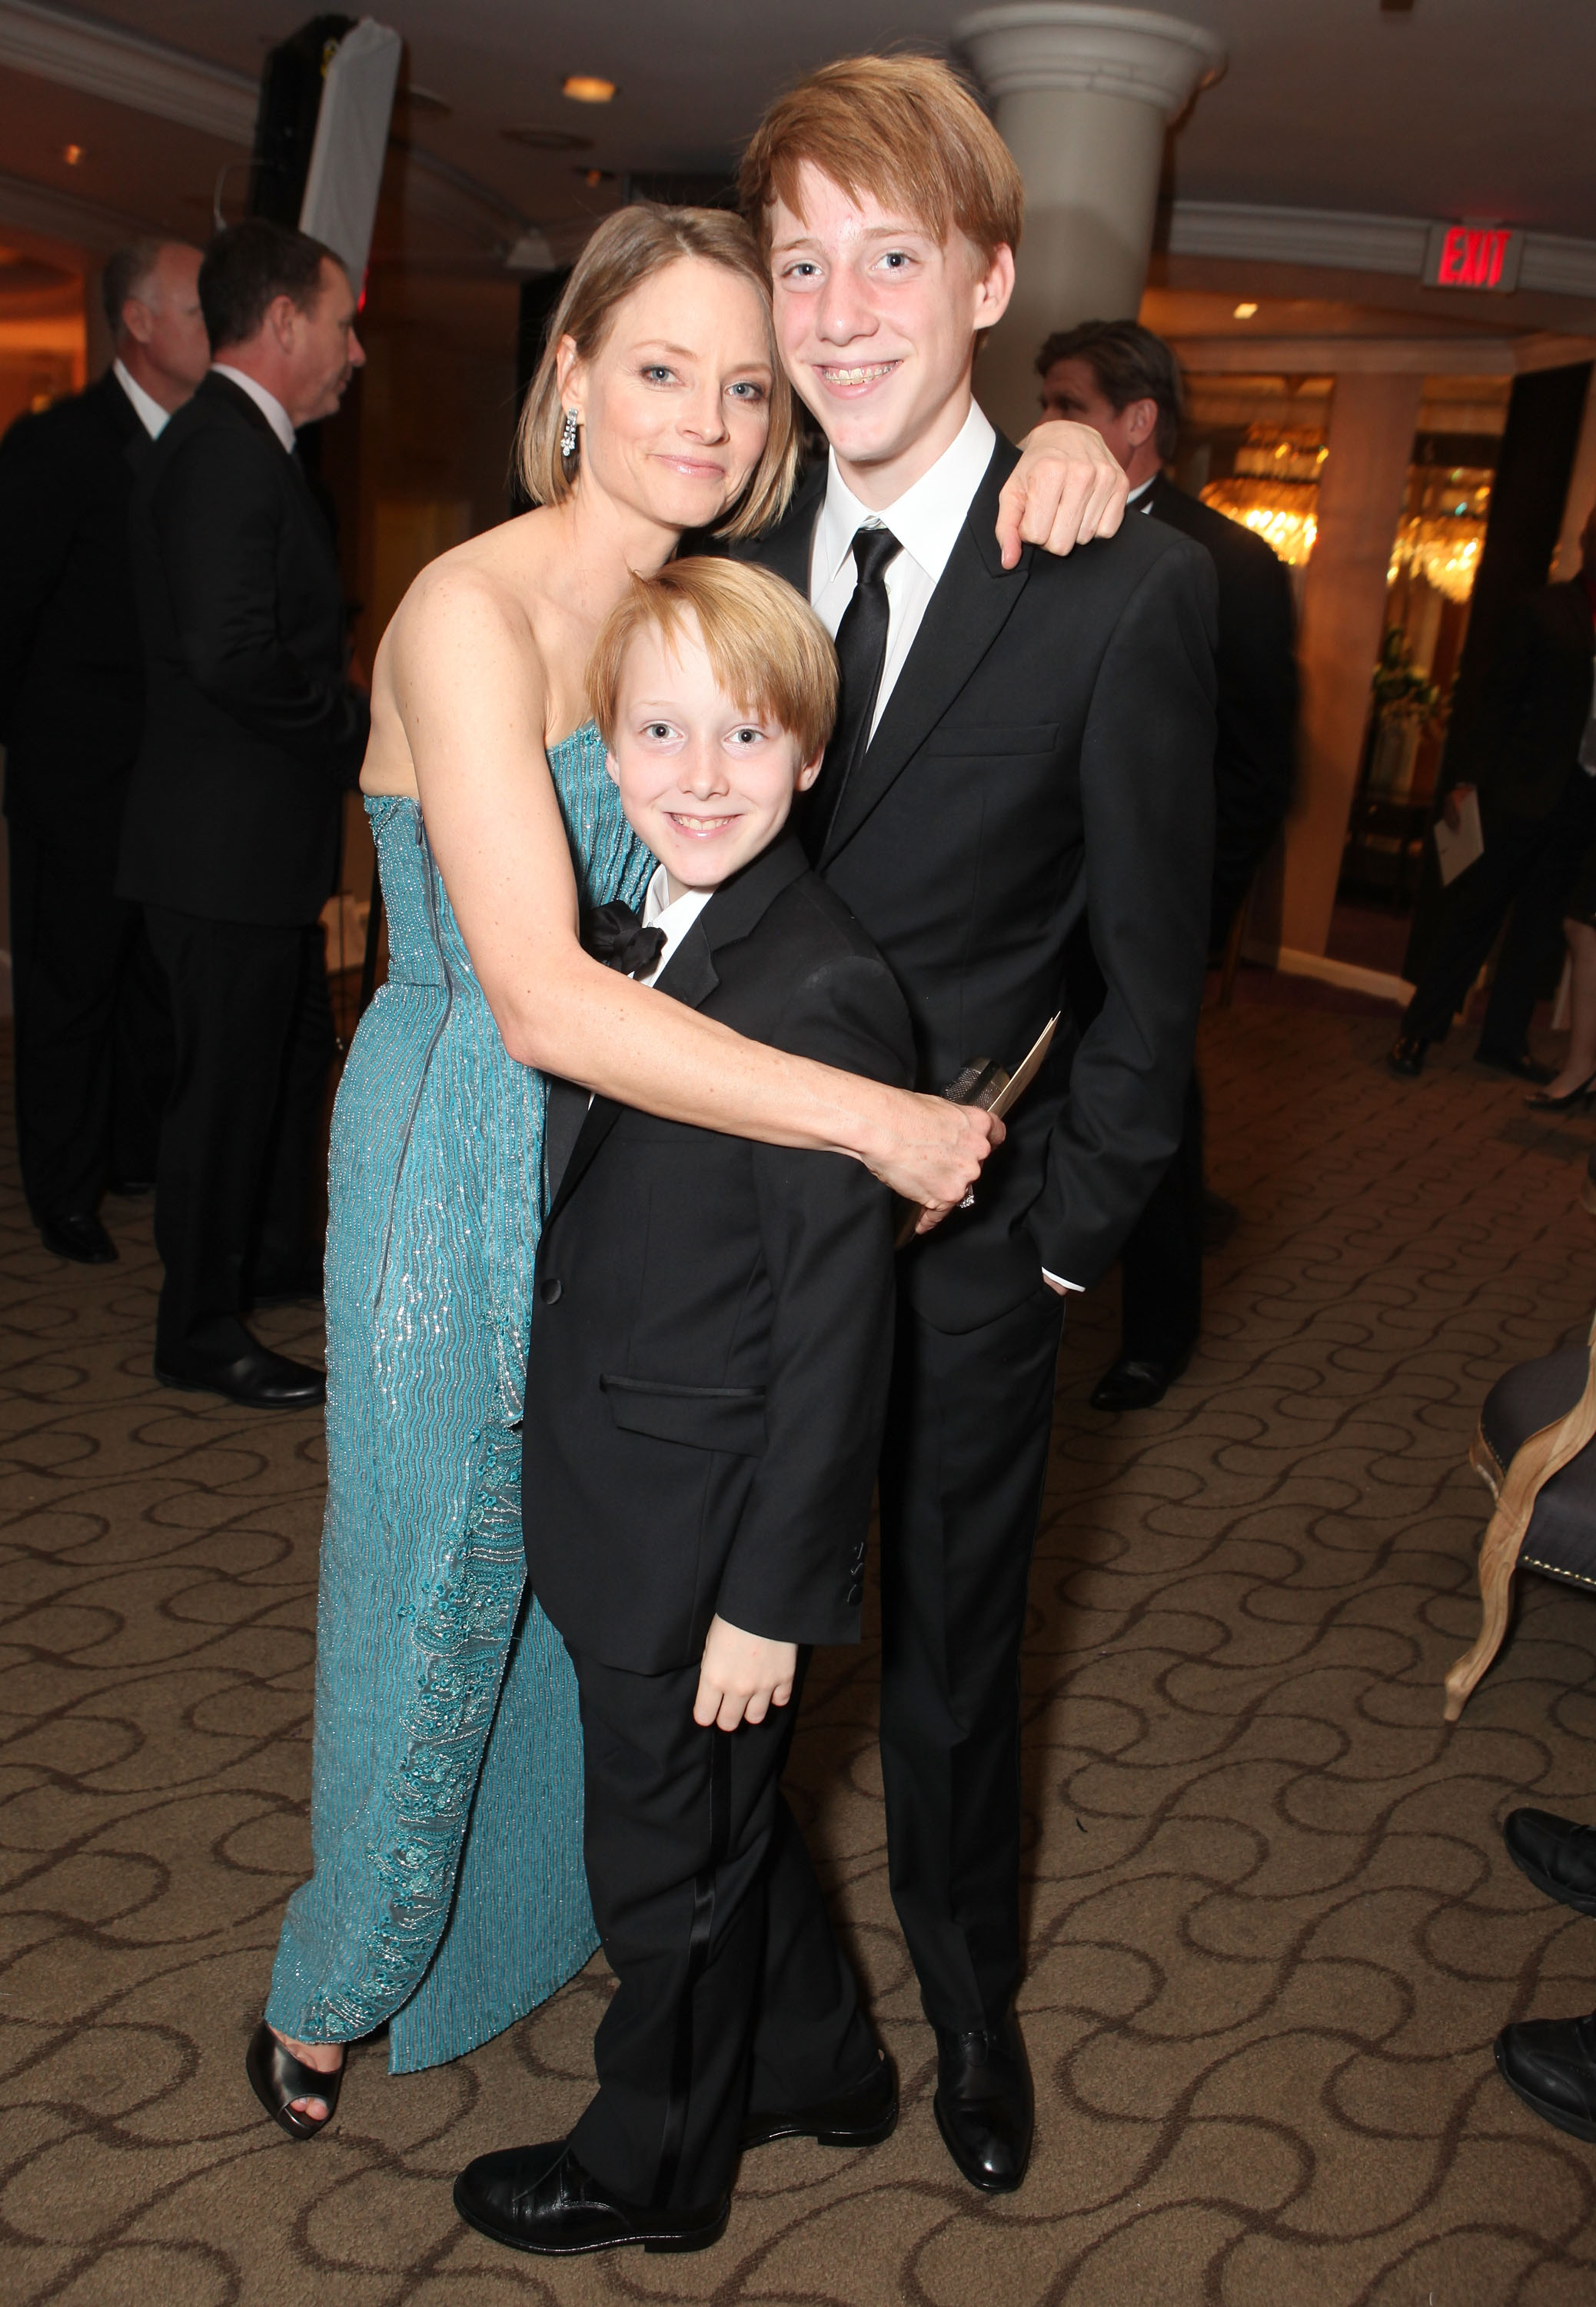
[391,568,997,1217]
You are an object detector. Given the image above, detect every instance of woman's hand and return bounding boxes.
[694,1616,798,1730]
[862,1087,1004,1231]
[995,421,1129,570]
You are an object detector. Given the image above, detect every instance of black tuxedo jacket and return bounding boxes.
[521,834,915,1676]
[729,434,1217,1327]
[1458,578,1595,821]
[116,371,368,927]
[1139,472,1298,933]
[0,370,152,830]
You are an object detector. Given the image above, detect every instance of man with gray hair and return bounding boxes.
[0,238,208,1264]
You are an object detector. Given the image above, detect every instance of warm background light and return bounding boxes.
[561,75,616,103]
[1233,301,1258,317]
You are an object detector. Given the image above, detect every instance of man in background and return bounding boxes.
[1388,506,1596,1085]
[118,219,367,1410]
[1038,319,1298,1411]
[0,240,208,1264]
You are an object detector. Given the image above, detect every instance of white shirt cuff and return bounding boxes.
[1042,1270,1083,1293]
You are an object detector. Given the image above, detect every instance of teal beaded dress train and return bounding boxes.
[264,726,650,2072]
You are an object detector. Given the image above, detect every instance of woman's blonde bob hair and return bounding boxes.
[514,204,799,541]
[587,558,839,767]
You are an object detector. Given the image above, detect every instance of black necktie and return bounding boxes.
[802,524,903,862]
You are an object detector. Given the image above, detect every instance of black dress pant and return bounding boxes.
[876,1282,1068,2029]
[569,1648,875,2212]
[144,906,334,1365]
[1117,1068,1205,1366]
[8,811,170,1222]
[1402,773,1596,1054]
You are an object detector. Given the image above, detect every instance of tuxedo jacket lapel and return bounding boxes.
[821,438,1032,867]
[746,461,824,594]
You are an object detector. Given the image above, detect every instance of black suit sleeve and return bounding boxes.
[1210,542,1298,929]
[149,424,367,775]
[0,414,71,741]
[1029,537,1217,1288]
[712,954,914,1646]
[1465,603,1538,802]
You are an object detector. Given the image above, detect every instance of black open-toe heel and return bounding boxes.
[246,2021,345,2140]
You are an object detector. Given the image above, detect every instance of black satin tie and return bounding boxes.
[802,524,903,862]
[582,900,667,980]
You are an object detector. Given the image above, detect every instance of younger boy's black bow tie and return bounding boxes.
[583,901,667,980]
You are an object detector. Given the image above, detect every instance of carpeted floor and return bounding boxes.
[5,1000,1596,2305]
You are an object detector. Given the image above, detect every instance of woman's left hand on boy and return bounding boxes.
[996,421,1130,570]
[694,1616,799,1731]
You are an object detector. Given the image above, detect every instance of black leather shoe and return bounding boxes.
[105,1176,154,1197]
[453,2139,728,2257]
[39,1212,117,1264]
[742,2052,897,2150]
[933,2008,1034,2193]
[1504,1808,1596,1917]
[1387,1034,1429,1079]
[1476,1044,1556,1084]
[1090,1351,1189,1413]
[1495,2012,1596,2142]
[155,1340,325,1410]
[1200,1190,1239,1252]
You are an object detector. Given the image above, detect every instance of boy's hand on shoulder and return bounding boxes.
[694,1616,798,1731]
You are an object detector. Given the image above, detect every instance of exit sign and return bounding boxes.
[1423,221,1525,292]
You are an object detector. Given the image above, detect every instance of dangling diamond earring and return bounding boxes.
[560,407,579,459]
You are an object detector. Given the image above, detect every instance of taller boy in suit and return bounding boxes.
[118,219,369,1409]
[729,55,1218,2190]
[456,561,915,2256]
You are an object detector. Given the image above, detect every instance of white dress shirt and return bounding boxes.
[111,358,171,439]
[211,363,297,452]
[807,398,1081,1294]
[637,864,712,988]
[810,398,997,741]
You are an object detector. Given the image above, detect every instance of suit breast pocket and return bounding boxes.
[600,1374,767,1456]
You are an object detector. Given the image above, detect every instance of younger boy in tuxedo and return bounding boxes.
[454,558,916,2258]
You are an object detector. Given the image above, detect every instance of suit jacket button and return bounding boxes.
[540,1277,563,1305]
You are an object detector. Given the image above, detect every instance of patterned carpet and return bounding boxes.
[5,998,1596,2305]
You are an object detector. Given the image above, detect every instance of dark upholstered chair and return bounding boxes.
[1445,1323,1596,1720]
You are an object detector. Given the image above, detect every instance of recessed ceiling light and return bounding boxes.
[1233,301,1258,318]
[62,143,85,165]
[574,167,617,187]
[562,74,617,103]
[503,126,594,152]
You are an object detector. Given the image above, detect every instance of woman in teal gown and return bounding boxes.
[248,204,999,2136]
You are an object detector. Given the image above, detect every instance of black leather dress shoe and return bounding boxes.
[743,2052,897,2150]
[155,1341,325,1410]
[933,2008,1034,2193]
[1476,1044,1556,1084]
[1504,1808,1596,1917]
[453,2139,728,2257]
[1090,1351,1189,1413]
[1200,1190,1240,1252]
[39,1212,117,1265]
[1495,2012,1596,2142]
[105,1176,154,1198]
[1387,1034,1429,1079]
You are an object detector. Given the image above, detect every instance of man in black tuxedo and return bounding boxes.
[0,239,208,1264]
[1389,505,1596,1083]
[727,57,1217,2195]
[1038,318,1299,1409]
[117,220,367,1409]
[457,561,914,2257]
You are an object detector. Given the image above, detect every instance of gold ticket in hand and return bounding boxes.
[896,1014,1061,1248]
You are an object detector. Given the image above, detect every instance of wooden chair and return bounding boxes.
[1444,1314,1596,1720]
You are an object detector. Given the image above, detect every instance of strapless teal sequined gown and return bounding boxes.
[264,726,650,2072]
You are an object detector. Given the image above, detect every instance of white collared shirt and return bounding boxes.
[211,362,297,453]
[810,397,996,742]
[1129,473,1157,510]
[637,863,713,989]
[111,358,171,439]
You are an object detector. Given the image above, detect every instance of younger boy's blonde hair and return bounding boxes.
[738,53,1023,268]
[587,558,839,766]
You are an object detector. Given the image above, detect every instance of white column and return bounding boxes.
[957,4,1225,438]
